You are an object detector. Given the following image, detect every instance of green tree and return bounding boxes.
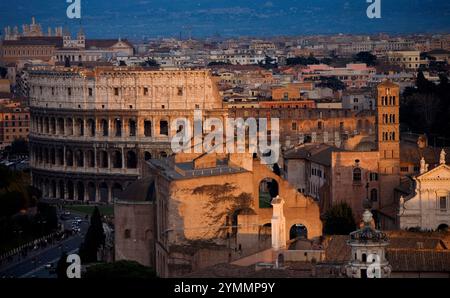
[84,261,157,279]
[323,203,357,235]
[317,76,346,91]
[79,207,105,263]
[354,51,377,66]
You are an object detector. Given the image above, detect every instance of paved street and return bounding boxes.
[0,213,89,278]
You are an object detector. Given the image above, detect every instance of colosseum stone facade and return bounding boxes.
[28,66,226,203]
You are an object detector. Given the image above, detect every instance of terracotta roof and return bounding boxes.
[387,249,450,272]
[284,144,344,167]
[377,80,399,88]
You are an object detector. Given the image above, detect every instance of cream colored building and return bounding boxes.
[387,51,422,70]
[399,150,450,231]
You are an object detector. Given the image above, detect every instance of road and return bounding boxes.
[0,214,89,278]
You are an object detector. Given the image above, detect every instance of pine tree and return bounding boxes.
[79,207,105,263]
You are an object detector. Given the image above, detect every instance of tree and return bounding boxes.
[56,251,69,279]
[354,51,377,66]
[317,76,346,91]
[10,138,29,155]
[84,261,157,279]
[79,207,105,263]
[323,203,357,235]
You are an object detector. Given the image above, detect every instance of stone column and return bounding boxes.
[271,196,286,250]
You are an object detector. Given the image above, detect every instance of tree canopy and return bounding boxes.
[79,207,105,263]
[83,260,157,279]
[323,203,357,235]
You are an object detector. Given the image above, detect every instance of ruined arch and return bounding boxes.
[258,178,278,208]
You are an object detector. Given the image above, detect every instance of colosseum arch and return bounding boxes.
[51,180,57,199]
[66,118,74,136]
[126,151,137,169]
[75,150,84,167]
[87,150,95,167]
[44,117,49,134]
[75,118,84,136]
[66,149,74,167]
[112,150,122,168]
[87,119,96,137]
[57,148,64,165]
[112,183,123,200]
[67,180,74,200]
[114,118,122,137]
[76,181,85,201]
[144,120,152,137]
[101,119,109,136]
[50,148,56,165]
[44,148,49,164]
[50,118,56,134]
[57,118,65,135]
[99,182,109,202]
[87,182,96,202]
[128,119,137,137]
[99,151,108,168]
[59,180,65,199]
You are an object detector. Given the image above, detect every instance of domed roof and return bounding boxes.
[349,210,388,243]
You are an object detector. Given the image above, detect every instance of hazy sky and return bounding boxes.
[1,0,450,39]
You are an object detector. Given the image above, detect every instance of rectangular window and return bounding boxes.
[88,88,93,96]
[68,88,72,96]
[114,88,119,96]
[292,122,297,131]
[143,87,149,96]
[440,197,447,210]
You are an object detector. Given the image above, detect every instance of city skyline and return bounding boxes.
[1,0,450,39]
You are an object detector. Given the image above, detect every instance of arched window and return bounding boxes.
[100,151,108,168]
[101,119,108,136]
[353,168,362,182]
[75,150,84,167]
[129,119,136,137]
[144,120,152,137]
[66,149,74,167]
[115,118,122,137]
[87,119,95,137]
[127,151,137,168]
[112,150,122,168]
[160,120,168,136]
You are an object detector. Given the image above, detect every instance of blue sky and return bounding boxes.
[1,0,450,39]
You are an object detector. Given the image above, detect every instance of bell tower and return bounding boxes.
[376,81,400,209]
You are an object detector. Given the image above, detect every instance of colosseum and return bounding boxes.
[28,66,227,203]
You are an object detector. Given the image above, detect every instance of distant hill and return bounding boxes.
[0,0,449,38]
